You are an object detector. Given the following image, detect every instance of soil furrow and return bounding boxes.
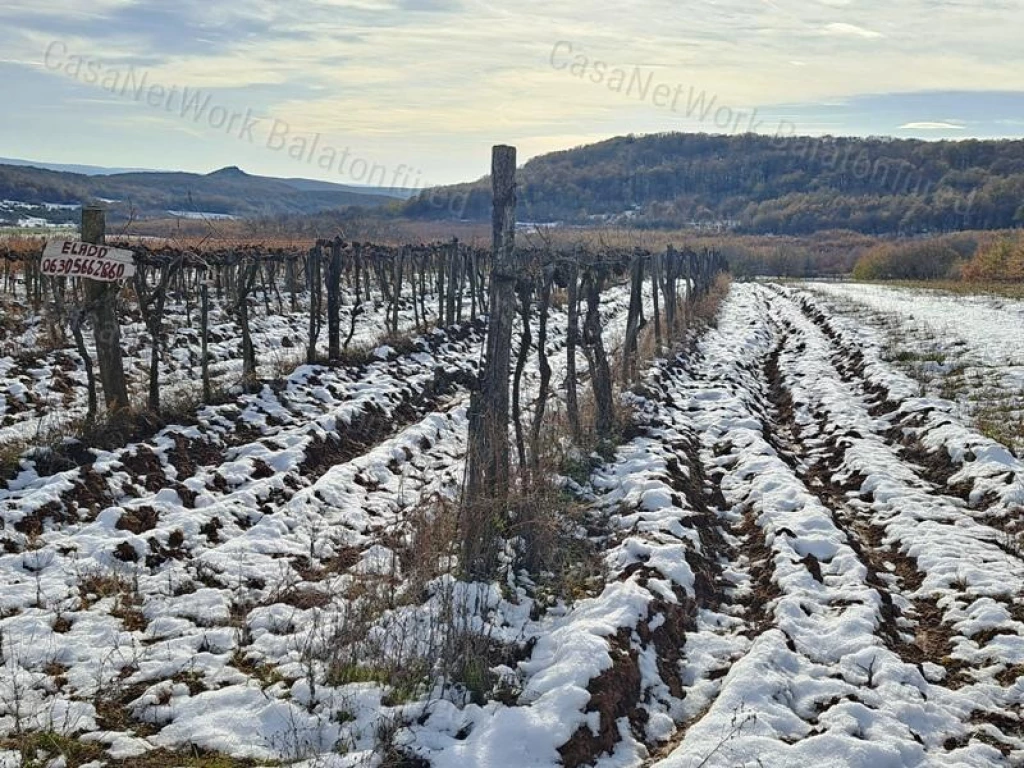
[654,285,1018,766]
[767,285,1024,759]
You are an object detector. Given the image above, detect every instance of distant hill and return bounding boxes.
[0,162,412,225]
[401,133,1024,235]
[278,177,413,199]
[0,157,160,176]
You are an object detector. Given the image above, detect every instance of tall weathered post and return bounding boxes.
[621,250,645,380]
[464,145,517,575]
[201,273,211,402]
[82,207,130,414]
[564,255,582,443]
[306,243,322,364]
[326,236,344,360]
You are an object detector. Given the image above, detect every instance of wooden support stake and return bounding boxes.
[82,207,130,415]
[464,144,517,576]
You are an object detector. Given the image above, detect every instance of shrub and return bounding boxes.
[852,234,977,280]
[962,234,1024,282]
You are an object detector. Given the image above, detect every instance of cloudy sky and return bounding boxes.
[2,0,1022,188]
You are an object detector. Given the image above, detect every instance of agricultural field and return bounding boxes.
[806,282,1024,456]
[1,257,1022,767]
[5,0,1023,762]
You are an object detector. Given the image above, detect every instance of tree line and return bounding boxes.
[401,132,1024,235]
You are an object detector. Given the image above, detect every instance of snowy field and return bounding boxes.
[2,281,1023,767]
[803,282,1024,455]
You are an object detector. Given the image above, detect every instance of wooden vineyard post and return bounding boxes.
[436,248,445,326]
[651,250,662,352]
[390,246,405,336]
[446,238,459,326]
[327,236,343,360]
[201,273,211,402]
[464,144,517,576]
[582,266,615,439]
[81,207,130,416]
[683,248,693,329]
[622,250,645,381]
[307,243,322,364]
[565,255,582,443]
[663,245,678,338]
[286,254,298,312]
[234,257,260,392]
[467,246,479,321]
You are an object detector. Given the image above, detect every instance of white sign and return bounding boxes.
[41,239,136,281]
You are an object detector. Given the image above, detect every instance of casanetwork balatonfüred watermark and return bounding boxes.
[549,40,976,218]
[42,40,468,216]
[549,41,771,135]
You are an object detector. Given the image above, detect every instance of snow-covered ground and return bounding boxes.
[3,279,1022,767]
[807,283,1024,371]
[417,283,1024,767]
[804,282,1024,455]
[165,211,239,221]
[0,290,425,445]
[0,278,654,766]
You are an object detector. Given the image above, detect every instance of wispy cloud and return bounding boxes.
[823,22,883,39]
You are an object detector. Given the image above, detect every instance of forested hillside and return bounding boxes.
[403,133,1024,235]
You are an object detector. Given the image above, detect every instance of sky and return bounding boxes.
[1,0,1023,190]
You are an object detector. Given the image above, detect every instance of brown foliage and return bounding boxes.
[962,232,1024,282]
